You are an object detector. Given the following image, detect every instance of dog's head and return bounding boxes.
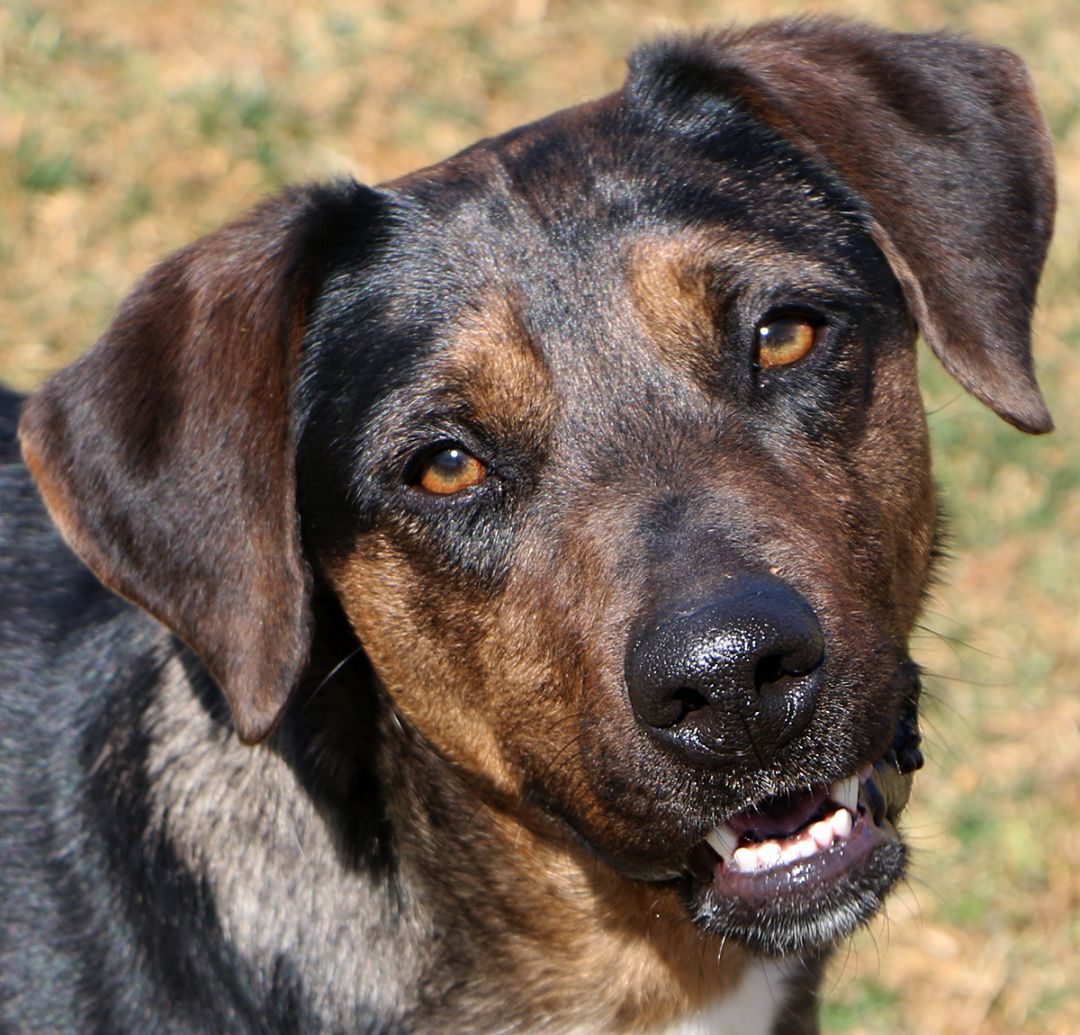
[20,21,1053,956]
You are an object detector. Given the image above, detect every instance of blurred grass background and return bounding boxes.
[1,1,1076,1031]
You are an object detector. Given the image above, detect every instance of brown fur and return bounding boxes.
[7,18,1054,1035]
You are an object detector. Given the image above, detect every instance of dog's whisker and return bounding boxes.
[296,644,368,718]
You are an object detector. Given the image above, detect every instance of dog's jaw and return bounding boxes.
[684,750,920,956]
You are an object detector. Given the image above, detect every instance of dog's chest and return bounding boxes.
[641,959,794,1035]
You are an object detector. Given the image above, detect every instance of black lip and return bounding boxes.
[686,832,906,956]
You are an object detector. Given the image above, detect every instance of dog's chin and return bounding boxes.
[680,760,915,956]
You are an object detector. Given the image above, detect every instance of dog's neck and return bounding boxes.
[137,644,809,1033]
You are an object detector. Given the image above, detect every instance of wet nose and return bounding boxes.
[625,575,825,764]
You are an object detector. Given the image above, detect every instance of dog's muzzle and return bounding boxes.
[624,574,925,954]
[625,574,825,765]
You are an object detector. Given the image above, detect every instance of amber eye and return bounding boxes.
[755,316,819,370]
[416,446,487,495]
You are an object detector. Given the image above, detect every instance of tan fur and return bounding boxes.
[435,291,555,438]
[460,809,754,1032]
[625,235,724,383]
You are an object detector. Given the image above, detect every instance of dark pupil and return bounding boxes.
[432,449,468,477]
[762,320,796,345]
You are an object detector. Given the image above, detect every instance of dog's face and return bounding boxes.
[298,90,934,953]
[20,20,1054,960]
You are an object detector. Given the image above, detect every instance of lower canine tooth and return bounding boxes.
[832,808,853,839]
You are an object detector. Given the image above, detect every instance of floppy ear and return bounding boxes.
[628,19,1056,433]
[19,181,382,743]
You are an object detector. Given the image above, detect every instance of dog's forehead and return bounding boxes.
[364,92,880,402]
[386,89,868,272]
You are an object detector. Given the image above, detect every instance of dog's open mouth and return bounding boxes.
[701,763,911,885]
[686,745,923,956]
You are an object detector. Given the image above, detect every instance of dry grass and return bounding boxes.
[2,1,1077,1031]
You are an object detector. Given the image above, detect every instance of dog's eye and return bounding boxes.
[755,316,820,370]
[416,446,488,495]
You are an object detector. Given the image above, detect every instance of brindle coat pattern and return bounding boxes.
[1,18,1053,1034]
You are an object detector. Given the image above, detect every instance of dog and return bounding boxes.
[0,18,1055,1034]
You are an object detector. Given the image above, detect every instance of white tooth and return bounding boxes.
[795,836,819,860]
[731,846,756,872]
[757,841,782,871]
[830,775,859,813]
[705,824,739,862]
[780,835,818,865]
[832,807,853,840]
[809,818,835,850]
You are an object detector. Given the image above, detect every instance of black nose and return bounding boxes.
[625,575,825,764]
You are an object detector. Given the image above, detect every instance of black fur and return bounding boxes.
[1,19,1054,1034]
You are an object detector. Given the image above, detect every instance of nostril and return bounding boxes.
[670,686,709,724]
[753,654,786,691]
[754,644,823,693]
